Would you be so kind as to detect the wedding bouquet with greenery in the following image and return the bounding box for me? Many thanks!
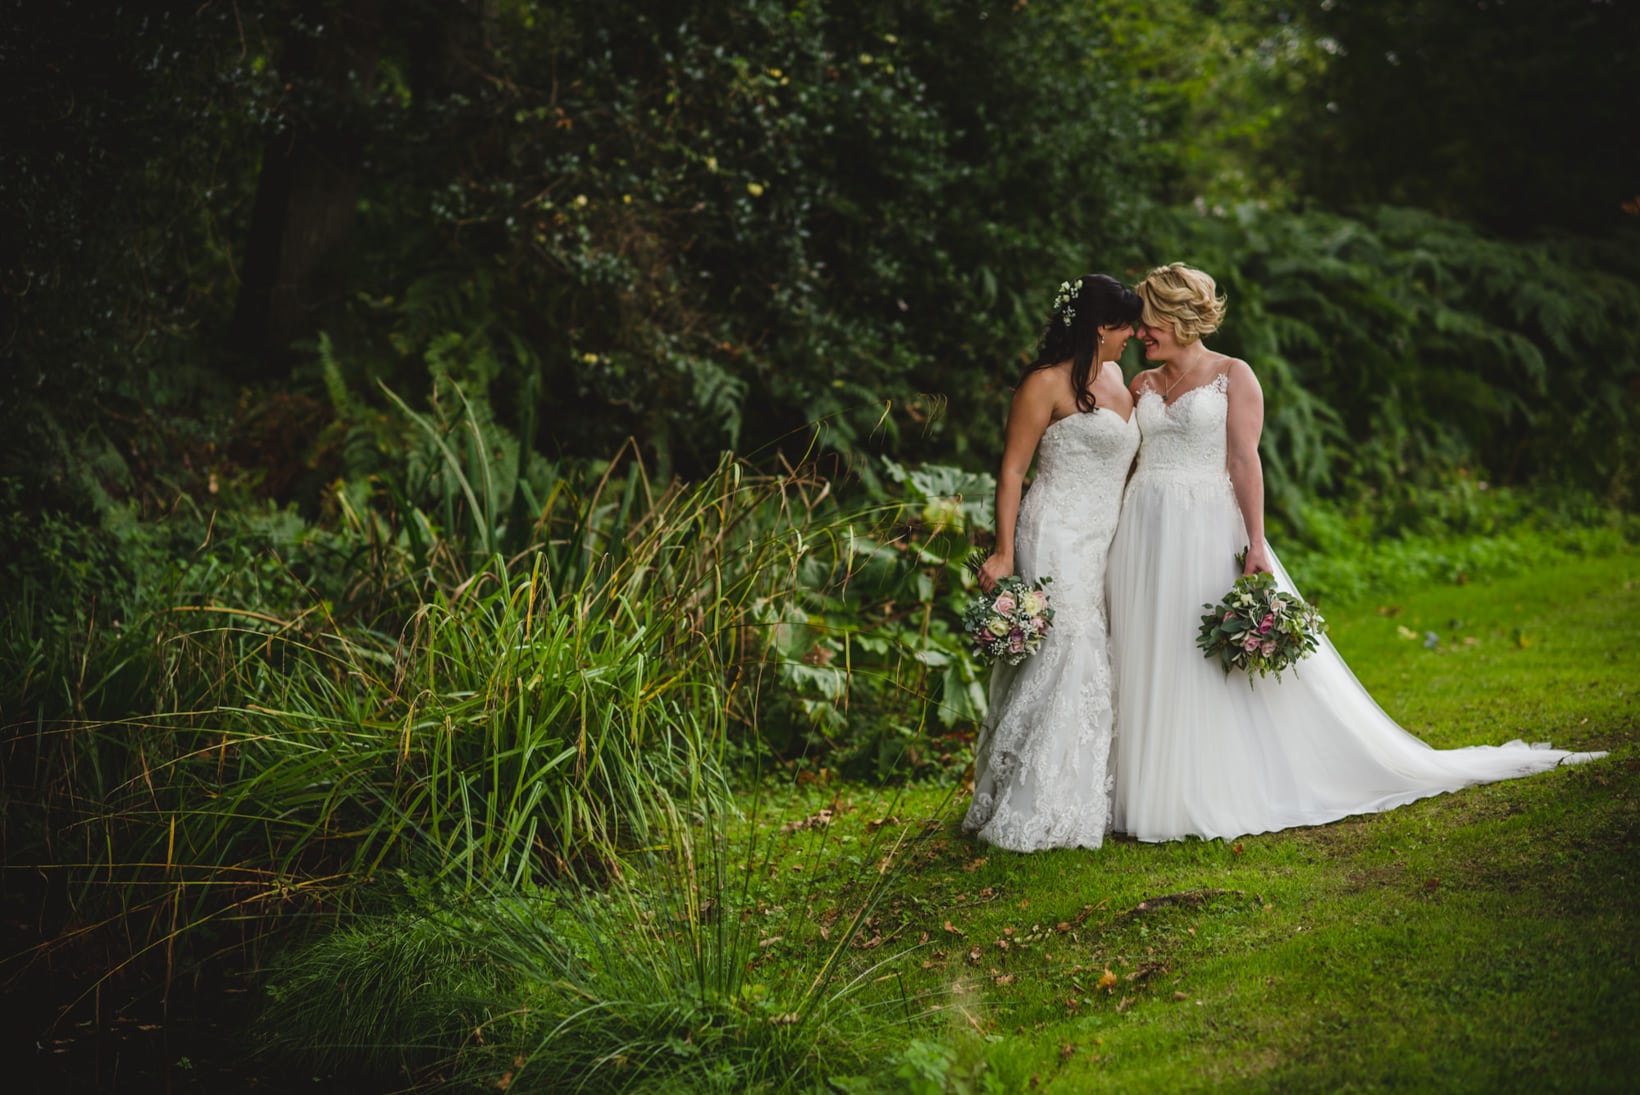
[1197,551,1325,683]
[962,576,1055,665]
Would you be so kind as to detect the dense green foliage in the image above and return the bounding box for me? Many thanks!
[1292,0,1640,235]
[3,0,1636,1089]
[6,0,1634,515]
[1155,205,1640,513]
[4,0,1152,491]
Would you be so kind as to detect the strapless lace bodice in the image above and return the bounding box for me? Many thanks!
[1129,373,1232,492]
[1027,407,1139,552]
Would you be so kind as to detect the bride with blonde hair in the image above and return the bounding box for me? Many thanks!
[1104,263,1604,843]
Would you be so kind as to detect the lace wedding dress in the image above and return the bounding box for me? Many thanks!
[964,407,1139,851]
[1106,372,1605,843]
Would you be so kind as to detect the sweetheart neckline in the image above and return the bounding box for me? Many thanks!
[1044,405,1136,435]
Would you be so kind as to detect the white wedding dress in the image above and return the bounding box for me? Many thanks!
[1107,371,1605,843]
[964,407,1139,851]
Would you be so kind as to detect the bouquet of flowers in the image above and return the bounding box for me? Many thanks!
[962,576,1055,665]
[1197,551,1325,683]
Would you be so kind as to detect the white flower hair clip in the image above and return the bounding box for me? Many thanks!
[1052,279,1081,327]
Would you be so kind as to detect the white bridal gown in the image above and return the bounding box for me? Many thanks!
[1106,371,1605,843]
[964,407,1139,851]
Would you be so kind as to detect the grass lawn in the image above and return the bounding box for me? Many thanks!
[737,552,1638,1092]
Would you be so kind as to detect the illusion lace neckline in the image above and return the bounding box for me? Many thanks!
[1138,371,1229,411]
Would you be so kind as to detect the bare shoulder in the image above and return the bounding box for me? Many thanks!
[1021,361,1070,387]
[1017,363,1068,399]
[1223,357,1260,391]
[1129,367,1162,396]
[1014,363,1069,416]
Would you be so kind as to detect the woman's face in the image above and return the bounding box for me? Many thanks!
[1135,317,1183,361]
[1099,322,1134,360]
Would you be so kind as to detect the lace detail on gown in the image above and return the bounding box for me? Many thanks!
[1106,369,1606,843]
[963,408,1137,851]
[1127,372,1233,501]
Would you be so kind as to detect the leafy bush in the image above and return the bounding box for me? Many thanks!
[1273,485,1636,605]
[1148,205,1640,517]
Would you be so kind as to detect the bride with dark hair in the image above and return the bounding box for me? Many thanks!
[963,274,1143,851]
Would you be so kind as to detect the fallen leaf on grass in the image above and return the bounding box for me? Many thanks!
[1172,991,1189,1002]
[943,919,966,936]
[963,857,989,873]
[1097,968,1119,992]
[1127,962,1169,983]
[995,973,1016,986]
[780,808,834,833]
[1116,996,1133,1013]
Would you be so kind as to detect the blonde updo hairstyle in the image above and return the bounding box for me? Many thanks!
[1136,263,1227,345]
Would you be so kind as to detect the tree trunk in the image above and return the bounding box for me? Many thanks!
[229,0,386,373]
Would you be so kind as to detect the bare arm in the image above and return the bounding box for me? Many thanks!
[979,371,1057,592]
[1224,359,1272,575]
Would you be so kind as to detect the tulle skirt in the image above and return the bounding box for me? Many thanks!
[1106,474,1605,843]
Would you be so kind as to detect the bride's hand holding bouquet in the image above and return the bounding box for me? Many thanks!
[976,550,1012,595]
[1240,541,1274,577]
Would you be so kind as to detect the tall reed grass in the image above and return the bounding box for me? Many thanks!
[7,389,874,959]
[256,792,938,1092]
[3,387,987,1088]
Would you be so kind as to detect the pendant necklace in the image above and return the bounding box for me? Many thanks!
[1160,359,1206,402]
